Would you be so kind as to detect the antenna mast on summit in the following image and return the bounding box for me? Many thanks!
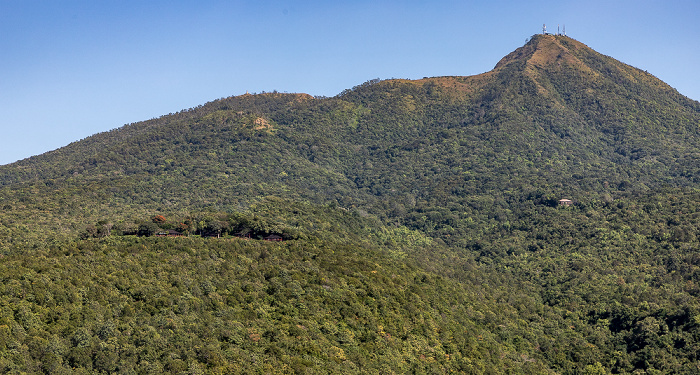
[563,24,566,36]
[543,24,546,34]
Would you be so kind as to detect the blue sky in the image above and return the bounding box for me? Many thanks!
[1,0,699,165]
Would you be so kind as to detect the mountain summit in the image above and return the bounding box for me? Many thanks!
[496,34,595,69]
[494,34,696,112]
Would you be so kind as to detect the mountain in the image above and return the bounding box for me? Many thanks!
[3,35,700,248]
[2,34,700,373]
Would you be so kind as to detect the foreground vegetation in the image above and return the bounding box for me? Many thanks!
[4,192,700,373]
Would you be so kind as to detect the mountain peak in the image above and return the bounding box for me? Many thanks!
[494,34,591,70]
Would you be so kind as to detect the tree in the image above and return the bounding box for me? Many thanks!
[138,222,160,237]
[152,215,167,224]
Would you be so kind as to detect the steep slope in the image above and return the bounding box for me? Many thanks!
[338,35,700,197]
[491,35,700,181]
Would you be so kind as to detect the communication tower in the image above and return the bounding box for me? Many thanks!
[543,24,546,34]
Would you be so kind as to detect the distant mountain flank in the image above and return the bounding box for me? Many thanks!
[2,35,699,201]
[1,35,699,223]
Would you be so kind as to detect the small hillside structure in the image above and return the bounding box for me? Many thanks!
[263,234,283,241]
[156,229,184,237]
[558,199,573,207]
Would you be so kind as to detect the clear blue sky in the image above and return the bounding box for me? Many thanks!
[2,0,699,165]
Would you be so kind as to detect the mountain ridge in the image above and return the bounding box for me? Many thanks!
[4,35,698,173]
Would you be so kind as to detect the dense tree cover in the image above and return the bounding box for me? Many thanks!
[1,34,700,373]
[1,201,563,374]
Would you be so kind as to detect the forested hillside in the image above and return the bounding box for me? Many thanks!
[2,34,700,373]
